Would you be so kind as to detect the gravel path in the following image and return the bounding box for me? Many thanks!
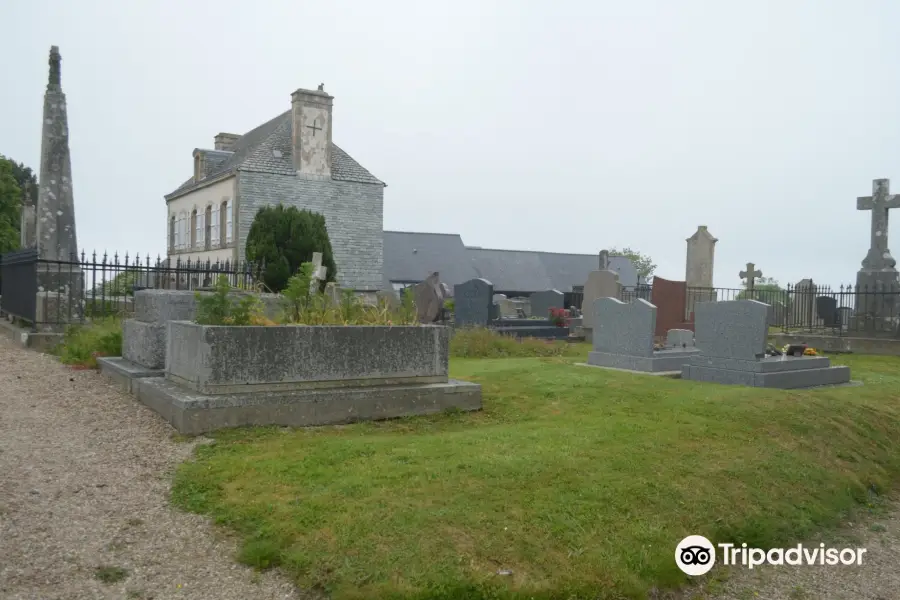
[704,501,900,600]
[0,336,301,600]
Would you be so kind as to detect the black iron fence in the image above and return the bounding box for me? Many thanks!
[566,282,900,338]
[0,250,263,328]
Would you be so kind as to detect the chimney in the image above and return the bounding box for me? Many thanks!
[291,85,334,177]
[214,132,240,152]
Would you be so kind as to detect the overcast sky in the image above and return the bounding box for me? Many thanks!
[3,0,899,289]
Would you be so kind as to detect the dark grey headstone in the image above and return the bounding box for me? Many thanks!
[530,289,564,318]
[815,295,838,326]
[694,300,768,360]
[454,278,494,326]
[593,297,655,357]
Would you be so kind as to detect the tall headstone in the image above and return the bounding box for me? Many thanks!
[685,225,718,317]
[581,269,621,341]
[34,46,83,328]
[454,278,493,326]
[793,278,816,328]
[855,178,900,323]
[530,289,564,318]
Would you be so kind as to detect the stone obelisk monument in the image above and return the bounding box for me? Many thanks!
[35,46,83,327]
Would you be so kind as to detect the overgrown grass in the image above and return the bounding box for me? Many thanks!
[54,318,123,368]
[171,353,900,599]
[450,326,585,358]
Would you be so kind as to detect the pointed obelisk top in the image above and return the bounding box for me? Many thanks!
[49,45,61,87]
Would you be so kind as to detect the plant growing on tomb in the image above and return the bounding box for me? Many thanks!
[195,275,269,326]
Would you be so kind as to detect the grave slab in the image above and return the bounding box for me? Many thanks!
[586,297,700,373]
[134,376,481,435]
[682,300,853,389]
[97,356,163,394]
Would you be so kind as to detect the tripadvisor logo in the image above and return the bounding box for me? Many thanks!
[675,535,868,576]
[675,535,716,576]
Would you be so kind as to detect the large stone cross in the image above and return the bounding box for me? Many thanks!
[309,252,327,293]
[857,178,900,270]
[739,262,762,291]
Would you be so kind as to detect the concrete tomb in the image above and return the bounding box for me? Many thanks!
[681,300,851,389]
[98,289,282,393]
[584,298,699,373]
[99,291,481,434]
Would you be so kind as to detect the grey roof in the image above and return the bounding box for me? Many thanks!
[383,231,640,293]
[382,231,478,289]
[166,110,383,199]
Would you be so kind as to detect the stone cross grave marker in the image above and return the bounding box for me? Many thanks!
[310,252,327,294]
[857,178,900,270]
[739,262,763,292]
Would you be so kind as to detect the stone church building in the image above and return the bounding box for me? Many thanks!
[164,85,385,291]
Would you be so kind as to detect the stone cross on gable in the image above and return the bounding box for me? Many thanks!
[857,178,900,270]
[739,262,762,291]
[309,252,327,293]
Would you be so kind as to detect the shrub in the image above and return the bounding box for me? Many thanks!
[55,318,123,369]
[245,204,337,293]
[450,327,581,358]
[196,271,419,326]
[195,276,269,326]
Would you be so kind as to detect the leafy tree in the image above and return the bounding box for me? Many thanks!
[8,159,37,205]
[245,204,337,293]
[0,156,22,254]
[607,247,656,281]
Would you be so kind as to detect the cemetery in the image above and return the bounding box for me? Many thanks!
[4,44,900,600]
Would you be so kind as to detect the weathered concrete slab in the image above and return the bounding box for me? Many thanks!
[122,320,166,370]
[133,376,482,435]
[166,322,450,394]
[682,364,852,389]
[97,357,163,395]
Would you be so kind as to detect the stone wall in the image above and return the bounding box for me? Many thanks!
[237,172,384,291]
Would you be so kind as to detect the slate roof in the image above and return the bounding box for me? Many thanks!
[383,231,640,293]
[166,110,383,199]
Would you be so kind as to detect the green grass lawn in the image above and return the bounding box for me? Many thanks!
[171,351,900,600]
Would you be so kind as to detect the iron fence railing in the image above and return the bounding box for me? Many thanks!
[0,250,263,328]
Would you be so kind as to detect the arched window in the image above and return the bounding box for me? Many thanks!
[169,214,175,251]
[191,209,198,248]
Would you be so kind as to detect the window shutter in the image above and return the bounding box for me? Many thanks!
[211,205,219,247]
[198,211,205,245]
[225,200,233,243]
